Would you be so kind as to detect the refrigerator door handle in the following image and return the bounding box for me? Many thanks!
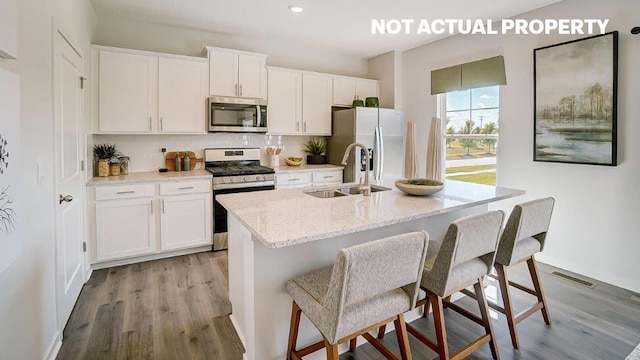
[373,126,384,180]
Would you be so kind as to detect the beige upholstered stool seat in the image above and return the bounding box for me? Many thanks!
[285,231,429,360]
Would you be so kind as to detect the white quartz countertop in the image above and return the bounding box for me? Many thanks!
[217,180,525,249]
[87,169,212,186]
[270,164,344,173]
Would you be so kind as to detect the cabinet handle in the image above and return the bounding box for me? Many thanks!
[296,121,299,131]
[323,175,334,179]
[116,190,135,194]
[303,122,307,132]
[178,186,195,190]
[240,84,243,96]
[235,83,238,96]
[161,199,165,213]
[160,117,163,131]
[288,178,301,181]
[150,200,154,215]
[149,117,152,130]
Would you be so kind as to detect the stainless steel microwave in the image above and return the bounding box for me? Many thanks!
[208,96,267,133]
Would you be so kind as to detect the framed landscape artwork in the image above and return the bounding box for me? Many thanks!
[534,31,618,166]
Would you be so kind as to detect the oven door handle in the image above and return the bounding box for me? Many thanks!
[213,181,275,191]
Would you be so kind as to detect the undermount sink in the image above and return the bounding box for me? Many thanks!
[305,185,391,198]
[304,189,350,199]
[338,185,391,195]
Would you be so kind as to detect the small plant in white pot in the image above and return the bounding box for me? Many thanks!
[303,138,327,164]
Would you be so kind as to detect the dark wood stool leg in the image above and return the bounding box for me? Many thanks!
[527,257,551,325]
[394,314,412,360]
[377,324,387,339]
[286,301,302,360]
[324,337,339,360]
[349,337,357,352]
[429,291,449,360]
[475,277,500,360]
[495,263,520,348]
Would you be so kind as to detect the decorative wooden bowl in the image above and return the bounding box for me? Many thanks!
[285,158,303,166]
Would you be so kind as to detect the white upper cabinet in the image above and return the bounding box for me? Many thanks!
[267,68,332,136]
[302,73,332,135]
[94,46,208,134]
[158,57,208,133]
[332,76,380,106]
[207,47,267,99]
[99,51,158,132]
[267,68,302,135]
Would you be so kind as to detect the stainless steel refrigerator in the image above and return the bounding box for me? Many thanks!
[328,107,404,184]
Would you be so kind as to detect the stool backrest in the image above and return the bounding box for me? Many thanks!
[327,231,428,311]
[427,211,505,296]
[497,197,555,265]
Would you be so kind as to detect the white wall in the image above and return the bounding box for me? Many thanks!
[0,0,95,359]
[93,16,368,77]
[368,50,403,109]
[402,0,640,292]
[93,134,315,172]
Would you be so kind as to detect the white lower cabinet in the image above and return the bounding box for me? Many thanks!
[160,192,212,251]
[275,169,343,189]
[95,197,156,261]
[91,179,212,264]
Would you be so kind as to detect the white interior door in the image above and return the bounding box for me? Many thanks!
[53,30,85,333]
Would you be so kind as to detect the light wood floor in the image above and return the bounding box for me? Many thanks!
[57,251,640,360]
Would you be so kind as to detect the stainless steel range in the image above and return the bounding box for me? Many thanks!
[205,148,275,251]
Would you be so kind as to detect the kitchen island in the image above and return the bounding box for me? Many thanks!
[217,180,524,360]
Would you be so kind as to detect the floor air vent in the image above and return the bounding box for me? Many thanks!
[551,271,596,288]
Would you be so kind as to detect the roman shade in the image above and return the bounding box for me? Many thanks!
[430,55,507,95]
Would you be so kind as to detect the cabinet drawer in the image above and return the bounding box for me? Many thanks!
[95,183,155,200]
[275,172,311,188]
[312,170,343,184]
[160,180,211,195]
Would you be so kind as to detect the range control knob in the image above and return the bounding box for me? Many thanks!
[244,176,249,182]
[222,178,228,184]
[256,175,263,181]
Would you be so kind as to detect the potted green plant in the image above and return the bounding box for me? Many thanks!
[303,138,327,164]
[93,143,117,177]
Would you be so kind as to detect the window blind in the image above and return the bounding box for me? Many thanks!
[430,55,506,95]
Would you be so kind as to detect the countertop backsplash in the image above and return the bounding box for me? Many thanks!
[91,133,318,174]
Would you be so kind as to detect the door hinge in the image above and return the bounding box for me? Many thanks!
[80,76,87,89]
[82,242,87,252]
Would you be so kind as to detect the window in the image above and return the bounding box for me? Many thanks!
[440,86,499,186]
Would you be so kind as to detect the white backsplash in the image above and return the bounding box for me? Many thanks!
[91,133,318,173]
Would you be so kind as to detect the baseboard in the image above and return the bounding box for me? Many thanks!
[90,246,212,270]
[43,331,62,360]
[229,314,246,349]
[535,254,640,294]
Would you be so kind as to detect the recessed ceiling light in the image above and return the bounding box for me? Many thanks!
[288,4,303,13]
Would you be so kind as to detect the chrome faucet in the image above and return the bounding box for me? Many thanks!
[341,142,371,196]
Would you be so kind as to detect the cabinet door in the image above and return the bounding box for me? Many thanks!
[332,77,356,106]
[356,79,379,101]
[267,69,302,134]
[158,58,208,133]
[302,73,332,135]
[238,54,266,99]
[209,50,238,97]
[160,193,212,251]
[99,51,158,132]
[96,198,156,261]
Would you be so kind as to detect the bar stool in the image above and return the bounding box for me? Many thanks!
[491,197,555,348]
[404,211,505,360]
[285,231,429,360]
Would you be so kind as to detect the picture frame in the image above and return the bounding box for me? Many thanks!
[533,31,618,166]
